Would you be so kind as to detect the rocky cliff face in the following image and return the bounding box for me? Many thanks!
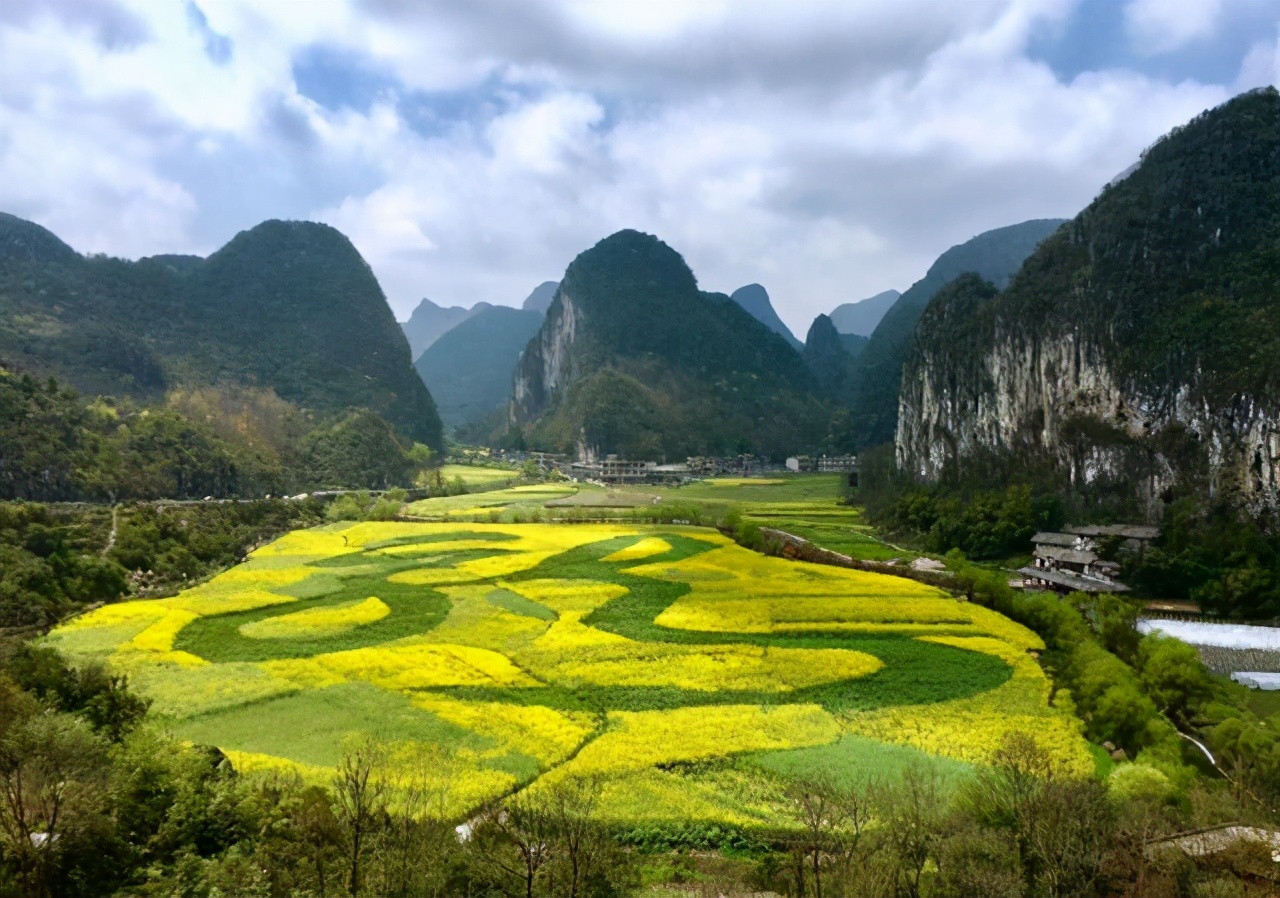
[511,284,576,421]
[899,320,1280,513]
[897,89,1280,514]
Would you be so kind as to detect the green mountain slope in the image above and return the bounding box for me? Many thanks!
[803,313,851,397]
[0,217,442,447]
[510,230,827,459]
[416,306,544,430]
[844,218,1066,449]
[898,88,1280,512]
[0,212,79,265]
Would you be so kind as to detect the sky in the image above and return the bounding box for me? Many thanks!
[1,0,1277,336]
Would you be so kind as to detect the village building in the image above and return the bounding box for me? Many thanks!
[1015,524,1158,594]
[568,455,691,484]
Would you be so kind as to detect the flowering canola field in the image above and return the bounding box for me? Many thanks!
[48,522,1091,825]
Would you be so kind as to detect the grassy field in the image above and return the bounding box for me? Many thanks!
[437,464,520,488]
[407,474,913,562]
[49,511,1092,831]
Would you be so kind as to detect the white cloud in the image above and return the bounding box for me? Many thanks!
[0,0,1252,337]
[1125,0,1222,56]
[1237,27,1280,90]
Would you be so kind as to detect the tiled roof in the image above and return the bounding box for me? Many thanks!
[1017,566,1130,593]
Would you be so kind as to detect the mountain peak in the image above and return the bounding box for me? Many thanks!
[522,281,560,313]
[729,284,802,351]
[510,231,824,458]
[829,289,900,337]
[0,212,80,266]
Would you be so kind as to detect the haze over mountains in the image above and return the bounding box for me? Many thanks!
[401,299,492,359]
[829,290,901,337]
[401,281,561,360]
[415,306,544,434]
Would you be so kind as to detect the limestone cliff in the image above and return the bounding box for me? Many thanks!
[897,89,1280,514]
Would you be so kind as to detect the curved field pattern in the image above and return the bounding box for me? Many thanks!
[47,523,1092,826]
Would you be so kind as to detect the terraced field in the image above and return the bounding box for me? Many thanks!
[48,520,1092,829]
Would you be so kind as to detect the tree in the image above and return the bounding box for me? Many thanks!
[333,739,387,897]
[0,714,109,898]
[783,771,875,898]
[1136,635,1213,725]
[876,764,946,898]
[368,746,456,898]
[544,776,608,898]
[479,791,556,898]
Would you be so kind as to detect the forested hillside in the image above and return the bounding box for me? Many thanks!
[0,216,442,448]
[898,88,1280,514]
[843,218,1066,449]
[510,230,830,458]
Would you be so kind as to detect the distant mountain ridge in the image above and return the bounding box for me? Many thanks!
[510,230,827,459]
[401,298,492,358]
[730,284,803,350]
[841,218,1067,449]
[417,306,544,431]
[522,281,560,313]
[829,289,900,336]
[402,281,560,358]
[0,215,442,446]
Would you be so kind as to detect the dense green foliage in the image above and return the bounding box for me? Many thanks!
[865,442,1280,618]
[1,368,278,501]
[802,314,852,397]
[415,306,544,430]
[1128,499,1280,620]
[511,230,833,459]
[1,365,434,499]
[842,219,1065,449]
[873,482,1063,562]
[948,557,1280,812]
[302,409,430,491]
[0,216,442,447]
[0,499,322,629]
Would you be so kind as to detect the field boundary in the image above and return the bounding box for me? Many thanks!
[759,528,959,594]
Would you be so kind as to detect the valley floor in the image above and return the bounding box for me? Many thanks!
[47,475,1089,834]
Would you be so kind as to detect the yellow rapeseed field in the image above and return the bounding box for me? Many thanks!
[240,597,390,640]
[46,520,1094,823]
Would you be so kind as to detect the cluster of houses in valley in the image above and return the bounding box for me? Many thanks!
[524,450,861,485]
[1017,524,1160,594]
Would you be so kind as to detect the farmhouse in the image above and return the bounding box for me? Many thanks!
[1015,524,1158,594]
